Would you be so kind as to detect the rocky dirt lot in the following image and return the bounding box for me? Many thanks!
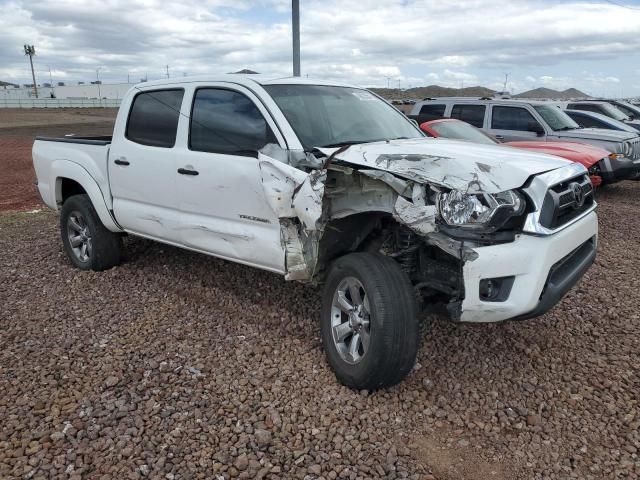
[0,185,638,480]
[0,108,116,211]
[0,109,639,479]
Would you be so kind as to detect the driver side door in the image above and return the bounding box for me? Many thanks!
[175,85,288,273]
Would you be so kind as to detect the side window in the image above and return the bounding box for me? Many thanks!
[189,88,276,154]
[418,104,446,121]
[569,104,597,113]
[570,113,601,129]
[491,106,540,131]
[126,89,184,147]
[450,104,486,128]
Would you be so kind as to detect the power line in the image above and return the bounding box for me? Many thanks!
[601,0,640,11]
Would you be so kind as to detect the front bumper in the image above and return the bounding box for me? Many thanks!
[599,155,639,183]
[458,210,597,323]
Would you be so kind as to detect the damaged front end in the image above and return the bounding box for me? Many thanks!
[257,141,531,321]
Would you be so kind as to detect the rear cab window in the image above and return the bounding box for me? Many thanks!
[126,89,184,147]
[450,104,486,128]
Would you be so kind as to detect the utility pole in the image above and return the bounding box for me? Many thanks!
[166,65,170,79]
[96,67,102,99]
[398,79,401,90]
[48,66,55,97]
[386,76,391,89]
[503,72,510,93]
[24,45,38,98]
[292,0,300,76]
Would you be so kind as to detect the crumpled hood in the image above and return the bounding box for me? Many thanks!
[318,137,571,194]
[555,128,637,142]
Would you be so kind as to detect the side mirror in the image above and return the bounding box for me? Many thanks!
[528,122,545,135]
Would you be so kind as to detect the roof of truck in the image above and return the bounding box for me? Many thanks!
[134,74,361,90]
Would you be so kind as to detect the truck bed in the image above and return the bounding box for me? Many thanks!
[33,136,113,213]
[35,135,112,146]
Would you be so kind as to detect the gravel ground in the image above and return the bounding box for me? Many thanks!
[1,107,639,478]
[1,182,639,480]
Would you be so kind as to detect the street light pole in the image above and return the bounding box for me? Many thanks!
[48,66,55,98]
[96,67,102,99]
[292,0,300,76]
[24,45,38,98]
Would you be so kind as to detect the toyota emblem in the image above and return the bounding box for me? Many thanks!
[570,182,585,208]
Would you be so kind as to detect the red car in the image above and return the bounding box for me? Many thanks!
[419,118,607,186]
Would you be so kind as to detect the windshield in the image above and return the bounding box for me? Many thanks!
[533,105,580,131]
[601,103,630,121]
[430,120,497,145]
[263,84,423,149]
[616,101,640,118]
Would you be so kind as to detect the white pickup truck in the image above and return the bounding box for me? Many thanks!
[33,76,598,389]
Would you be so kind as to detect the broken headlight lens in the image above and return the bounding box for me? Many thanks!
[438,190,524,228]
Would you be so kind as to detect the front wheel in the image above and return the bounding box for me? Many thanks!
[321,252,419,390]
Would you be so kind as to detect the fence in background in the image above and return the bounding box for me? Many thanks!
[0,98,121,108]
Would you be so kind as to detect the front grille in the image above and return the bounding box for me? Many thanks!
[538,174,594,229]
[630,138,640,160]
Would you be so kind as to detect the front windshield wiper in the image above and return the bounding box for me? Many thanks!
[555,126,579,131]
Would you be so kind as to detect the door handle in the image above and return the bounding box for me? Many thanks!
[114,158,130,166]
[178,168,199,176]
[494,135,504,141]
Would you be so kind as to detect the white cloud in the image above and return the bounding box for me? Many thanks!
[1,0,640,93]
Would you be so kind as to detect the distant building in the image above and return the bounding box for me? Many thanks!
[0,82,132,100]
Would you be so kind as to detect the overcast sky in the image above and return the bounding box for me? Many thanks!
[1,0,640,95]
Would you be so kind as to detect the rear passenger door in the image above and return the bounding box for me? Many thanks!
[487,105,546,142]
[109,88,185,243]
[450,104,487,128]
[175,85,286,273]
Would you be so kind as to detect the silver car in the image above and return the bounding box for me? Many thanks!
[409,97,640,182]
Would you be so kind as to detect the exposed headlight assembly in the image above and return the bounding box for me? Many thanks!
[623,141,633,157]
[438,189,524,229]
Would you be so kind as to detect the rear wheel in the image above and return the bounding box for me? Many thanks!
[321,252,419,390]
[60,194,122,271]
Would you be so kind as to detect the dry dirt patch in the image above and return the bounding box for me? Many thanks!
[0,108,116,211]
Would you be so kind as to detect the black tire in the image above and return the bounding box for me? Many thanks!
[60,194,122,271]
[320,252,419,390]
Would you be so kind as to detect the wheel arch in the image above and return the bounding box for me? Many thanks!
[52,161,122,232]
[315,211,392,279]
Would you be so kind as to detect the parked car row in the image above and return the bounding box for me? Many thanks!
[419,118,607,186]
[408,97,640,184]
